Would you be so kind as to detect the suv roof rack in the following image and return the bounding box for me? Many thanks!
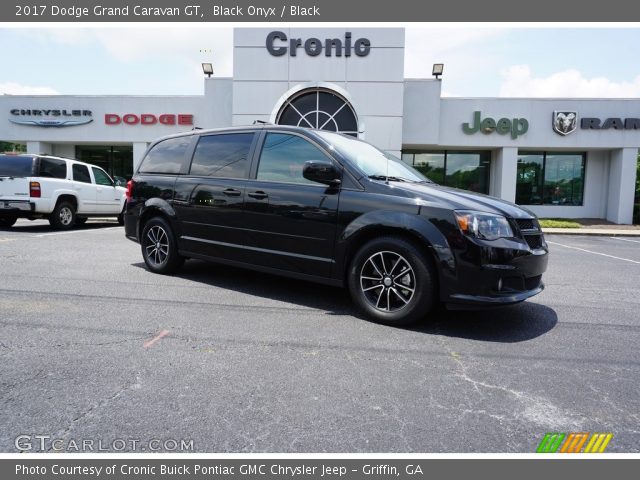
[253,120,272,125]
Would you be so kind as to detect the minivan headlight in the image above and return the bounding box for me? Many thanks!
[454,211,513,240]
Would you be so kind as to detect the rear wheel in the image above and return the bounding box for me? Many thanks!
[141,216,184,274]
[49,202,76,230]
[348,236,437,326]
[0,216,17,228]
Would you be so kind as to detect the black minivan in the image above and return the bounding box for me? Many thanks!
[125,125,548,325]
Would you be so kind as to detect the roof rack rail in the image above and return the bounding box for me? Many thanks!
[253,120,272,125]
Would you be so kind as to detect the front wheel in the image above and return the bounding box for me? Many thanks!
[141,217,184,274]
[49,202,76,230]
[348,236,437,326]
[0,216,18,228]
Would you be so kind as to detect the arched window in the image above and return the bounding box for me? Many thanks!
[276,88,358,137]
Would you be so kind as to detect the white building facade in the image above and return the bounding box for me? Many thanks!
[1,28,637,223]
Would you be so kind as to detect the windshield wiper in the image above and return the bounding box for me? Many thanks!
[368,175,427,183]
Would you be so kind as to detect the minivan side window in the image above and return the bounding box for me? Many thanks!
[39,158,67,179]
[92,167,113,186]
[256,133,330,185]
[190,133,254,178]
[139,136,192,174]
[72,164,92,184]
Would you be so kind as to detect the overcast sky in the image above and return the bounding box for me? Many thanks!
[1,26,639,98]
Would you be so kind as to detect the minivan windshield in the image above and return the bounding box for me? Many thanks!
[316,131,430,183]
[0,155,33,177]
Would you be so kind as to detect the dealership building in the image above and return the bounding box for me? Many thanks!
[1,28,638,223]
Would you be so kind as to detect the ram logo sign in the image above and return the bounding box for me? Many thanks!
[553,111,578,136]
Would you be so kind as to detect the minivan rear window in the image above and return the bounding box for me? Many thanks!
[139,136,192,174]
[0,155,33,177]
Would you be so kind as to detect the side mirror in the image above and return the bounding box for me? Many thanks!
[114,177,125,187]
[302,161,341,186]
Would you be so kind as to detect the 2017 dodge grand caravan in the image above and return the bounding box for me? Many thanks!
[125,125,548,325]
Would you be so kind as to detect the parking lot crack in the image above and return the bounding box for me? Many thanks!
[433,332,584,429]
[46,374,142,451]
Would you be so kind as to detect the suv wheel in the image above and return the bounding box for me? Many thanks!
[49,202,76,230]
[141,217,184,274]
[0,216,17,228]
[348,237,436,326]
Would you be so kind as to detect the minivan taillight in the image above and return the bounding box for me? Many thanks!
[29,181,41,198]
[126,180,134,201]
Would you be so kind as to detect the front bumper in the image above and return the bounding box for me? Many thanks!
[441,234,549,307]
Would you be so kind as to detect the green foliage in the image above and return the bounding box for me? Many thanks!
[0,142,26,153]
[539,218,582,229]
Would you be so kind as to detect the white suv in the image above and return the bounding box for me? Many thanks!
[0,153,126,229]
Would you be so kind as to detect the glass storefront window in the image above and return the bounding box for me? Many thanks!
[516,151,585,206]
[75,145,134,180]
[413,152,445,185]
[401,150,491,194]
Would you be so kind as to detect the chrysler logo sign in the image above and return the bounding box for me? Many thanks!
[553,111,577,136]
[9,108,93,128]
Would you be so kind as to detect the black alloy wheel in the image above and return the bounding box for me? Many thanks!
[141,216,184,274]
[348,236,436,326]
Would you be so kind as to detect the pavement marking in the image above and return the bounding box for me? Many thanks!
[547,240,640,264]
[609,236,640,244]
[33,227,120,238]
[143,329,170,349]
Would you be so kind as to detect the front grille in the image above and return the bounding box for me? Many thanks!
[516,218,539,232]
[524,234,544,249]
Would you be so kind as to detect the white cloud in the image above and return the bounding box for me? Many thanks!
[0,82,59,95]
[404,27,505,79]
[499,65,640,98]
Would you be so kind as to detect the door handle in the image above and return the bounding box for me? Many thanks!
[222,188,242,197]
[248,191,268,200]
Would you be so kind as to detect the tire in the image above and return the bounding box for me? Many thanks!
[116,209,125,226]
[140,216,184,274]
[0,216,17,228]
[75,216,88,226]
[49,202,76,230]
[347,236,437,326]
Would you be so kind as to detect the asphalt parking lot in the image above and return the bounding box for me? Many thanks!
[0,220,638,453]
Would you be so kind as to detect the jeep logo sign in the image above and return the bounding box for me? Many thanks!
[462,111,529,139]
[266,31,371,57]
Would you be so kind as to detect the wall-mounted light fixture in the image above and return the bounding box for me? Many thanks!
[202,63,214,78]
[432,63,444,80]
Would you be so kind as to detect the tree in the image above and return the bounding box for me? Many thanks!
[0,142,26,152]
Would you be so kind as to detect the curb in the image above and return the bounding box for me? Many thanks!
[542,228,640,236]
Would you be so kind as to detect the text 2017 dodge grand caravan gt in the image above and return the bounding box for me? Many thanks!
[125,125,548,325]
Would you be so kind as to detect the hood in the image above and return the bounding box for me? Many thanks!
[388,182,537,219]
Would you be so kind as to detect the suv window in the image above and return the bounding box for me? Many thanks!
[72,164,92,184]
[92,167,113,186]
[256,133,329,185]
[190,133,254,178]
[0,155,33,177]
[38,158,67,179]
[139,136,191,174]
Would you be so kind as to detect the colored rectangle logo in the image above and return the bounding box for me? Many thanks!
[537,433,613,453]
